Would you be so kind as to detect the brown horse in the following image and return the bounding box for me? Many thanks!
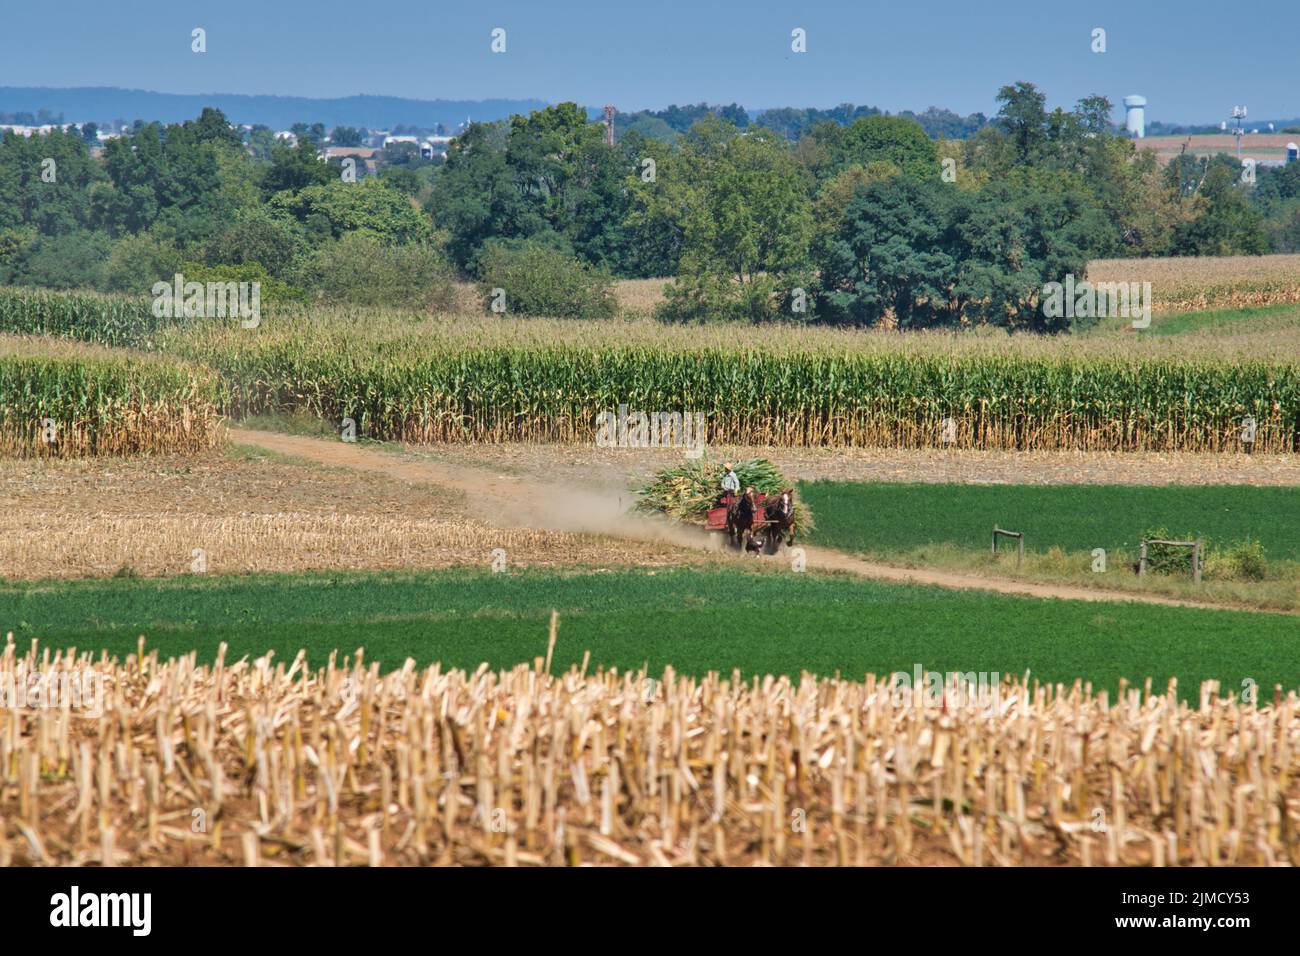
[726,487,762,552]
[762,488,796,552]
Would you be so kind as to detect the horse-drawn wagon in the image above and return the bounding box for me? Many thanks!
[705,489,797,555]
[635,458,809,555]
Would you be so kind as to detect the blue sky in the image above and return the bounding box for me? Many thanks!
[3,0,1297,122]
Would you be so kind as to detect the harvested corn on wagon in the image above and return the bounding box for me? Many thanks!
[635,459,810,555]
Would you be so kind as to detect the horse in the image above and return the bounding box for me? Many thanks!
[726,487,762,552]
[762,488,796,552]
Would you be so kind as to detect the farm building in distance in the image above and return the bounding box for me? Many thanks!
[320,145,380,174]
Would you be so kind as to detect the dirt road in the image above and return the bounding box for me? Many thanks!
[227,427,1259,613]
[388,440,1300,489]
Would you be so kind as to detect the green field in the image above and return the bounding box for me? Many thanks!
[3,567,1297,697]
[1148,303,1300,337]
[799,481,1300,560]
[1087,302,1300,338]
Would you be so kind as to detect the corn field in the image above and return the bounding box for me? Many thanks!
[1089,255,1300,314]
[1,638,1296,866]
[0,337,220,457]
[4,288,1300,454]
[0,288,161,349]
[180,328,1300,453]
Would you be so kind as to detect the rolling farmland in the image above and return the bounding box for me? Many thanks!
[2,282,1299,871]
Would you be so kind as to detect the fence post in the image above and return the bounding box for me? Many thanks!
[1193,540,1202,585]
[1139,541,1148,577]
[992,527,1025,569]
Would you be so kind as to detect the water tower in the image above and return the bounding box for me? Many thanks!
[1123,95,1147,138]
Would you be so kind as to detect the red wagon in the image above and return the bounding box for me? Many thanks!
[704,494,752,531]
[706,493,773,552]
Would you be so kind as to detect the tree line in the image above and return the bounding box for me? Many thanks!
[1,82,1298,331]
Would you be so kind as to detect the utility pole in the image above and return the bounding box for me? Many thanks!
[603,105,615,146]
[1232,106,1247,161]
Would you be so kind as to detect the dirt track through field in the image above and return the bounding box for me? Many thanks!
[227,427,1261,613]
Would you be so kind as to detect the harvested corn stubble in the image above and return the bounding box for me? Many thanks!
[1,638,1295,867]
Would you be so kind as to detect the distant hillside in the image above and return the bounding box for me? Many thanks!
[0,86,549,129]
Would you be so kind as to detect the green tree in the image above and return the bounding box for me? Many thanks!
[1170,157,1269,255]
[677,119,812,284]
[2,230,110,289]
[101,231,183,293]
[296,232,454,310]
[815,176,960,327]
[1075,95,1114,134]
[621,133,688,278]
[202,208,307,279]
[1264,200,1300,252]
[262,140,336,196]
[657,119,814,321]
[246,125,278,161]
[290,122,326,147]
[506,103,631,270]
[808,115,939,180]
[270,178,434,244]
[92,110,249,248]
[995,82,1049,165]
[0,128,105,235]
[186,108,244,150]
[956,181,1091,331]
[430,121,541,269]
[475,239,616,318]
[331,126,365,147]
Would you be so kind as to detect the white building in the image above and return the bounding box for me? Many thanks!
[0,124,59,137]
[419,135,453,159]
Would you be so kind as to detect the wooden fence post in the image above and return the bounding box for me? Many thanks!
[1139,538,1200,584]
[992,527,1024,570]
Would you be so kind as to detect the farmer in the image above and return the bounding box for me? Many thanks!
[719,462,741,505]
